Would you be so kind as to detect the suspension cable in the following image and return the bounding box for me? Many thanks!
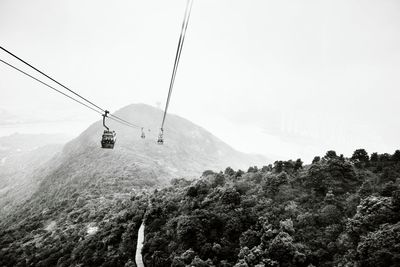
[0,58,103,116]
[0,46,105,113]
[0,58,140,130]
[160,0,194,131]
[0,46,145,130]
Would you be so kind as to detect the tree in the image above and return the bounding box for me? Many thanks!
[370,152,379,162]
[324,190,335,204]
[356,222,400,267]
[202,170,215,176]
[320,204,341,225]
[325,150,338,160]
[177,216,200,247]
[236,169,245,178]
[379,153,391,162]
[294,159,303,171]
[274,161,283,173]
[351,149,369,163]
[312,156,321,164]
[190,256,209,267]
[392,150,400,162]
[248,166,258,173]
[225,167,235,176]
[221,188,241,206]
[267,232,296,264]
[279,219,294,234]
[261,165,272,172]
[283,160,295,173]
[239,230,260,249]
[212,173,226,187]
[392,190,400,209]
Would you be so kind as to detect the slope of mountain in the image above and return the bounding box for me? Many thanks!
[32,103,267,198]
[1,148,399,266]
[0,133,72,216]
[65,103,266,178]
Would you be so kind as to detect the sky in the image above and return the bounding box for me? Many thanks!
[1,0,400,162]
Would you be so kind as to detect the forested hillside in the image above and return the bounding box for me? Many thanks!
[0,183,148,266]
[142,149,400,267]
[1,149,399,266]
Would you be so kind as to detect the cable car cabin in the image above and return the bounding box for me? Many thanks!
[100,110,116,149]
[101,130,116,149]
[157,137,163,145]
[157,134,164,145]
[141,128,146,139]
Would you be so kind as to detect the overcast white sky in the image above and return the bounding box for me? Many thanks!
[1,0,400,162]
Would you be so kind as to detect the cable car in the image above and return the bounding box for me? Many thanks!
[157,128,164,145]
[101,110,116,149]
[141,127,146,139]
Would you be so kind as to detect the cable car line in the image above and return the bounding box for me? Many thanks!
[0,46,104,113]
[0,46,144,130]
[159,0,194,144]
[161,0,193,129]
[109,114,142,129]
[0,58,103,116]
[0,58,139,130]
[1,0,194,147]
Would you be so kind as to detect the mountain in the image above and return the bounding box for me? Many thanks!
[68,103,265,176]
[0,103,267,266]
[39,103,267,192]
[1,104,266,208]
[0,103,267,221]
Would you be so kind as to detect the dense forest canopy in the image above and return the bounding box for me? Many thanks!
[142,149,400,267]
[1,148,400,267]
